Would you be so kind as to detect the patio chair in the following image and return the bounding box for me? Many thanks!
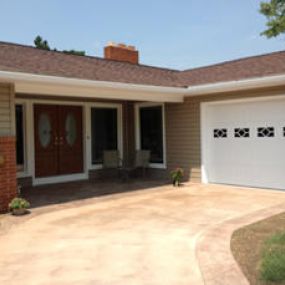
[134,150,150,177]
[103,150,120,179]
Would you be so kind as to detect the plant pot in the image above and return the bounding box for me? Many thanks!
[12,208,28,216]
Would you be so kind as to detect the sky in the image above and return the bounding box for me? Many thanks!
[0,0,284,70]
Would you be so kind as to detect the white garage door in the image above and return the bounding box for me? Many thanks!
[201,96,285,190]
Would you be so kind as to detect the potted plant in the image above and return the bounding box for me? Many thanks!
[170,167,184,187]
[9,197,30,215]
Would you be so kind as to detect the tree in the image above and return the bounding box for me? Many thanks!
[34,35,50,50]
[34,35,86,55]
[62,49,86,56]
[260,0,285,38]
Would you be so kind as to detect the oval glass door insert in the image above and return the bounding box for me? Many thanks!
[65,113,77,146]
[38,113,51,148]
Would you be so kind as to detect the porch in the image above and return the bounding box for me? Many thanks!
[21,179,169,209]
[0,78,185,212]
[15,95,177,187]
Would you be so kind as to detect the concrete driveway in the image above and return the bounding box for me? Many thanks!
[0,183,285,285]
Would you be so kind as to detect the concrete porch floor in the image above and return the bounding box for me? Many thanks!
[21,179,169,209]
[0,181,285,285]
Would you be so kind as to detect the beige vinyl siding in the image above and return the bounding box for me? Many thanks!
[165,98,201,182]
[0,83,15,136]
[165,85,285,183]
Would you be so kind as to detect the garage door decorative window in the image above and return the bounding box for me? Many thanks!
[234,128,250,138]
[213,129,227,138]
[257,127,275,137]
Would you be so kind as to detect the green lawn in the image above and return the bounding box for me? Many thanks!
[260,231,285,283]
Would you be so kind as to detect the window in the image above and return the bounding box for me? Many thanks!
[139,105,164,164]
[15,105,25,166]
[257,127,274,137]
[234,128,250,138]
[91,108,118,164]
[213,128,227,138]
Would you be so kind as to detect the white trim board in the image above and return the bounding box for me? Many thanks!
[186,74,285,97]
[2,69,285,101]
[15,103,27,178]
[1,69,285,102]
[85,102,123,170]
[0,70,185,103]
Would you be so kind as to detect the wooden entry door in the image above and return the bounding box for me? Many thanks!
[34,104,83,178]
[58,106,83,175]
[34,104,58,178]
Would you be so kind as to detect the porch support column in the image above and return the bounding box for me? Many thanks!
[122,101,135,167]
[0,83,17,213]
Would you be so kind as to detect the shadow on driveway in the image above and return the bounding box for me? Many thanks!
[21,179,170,209]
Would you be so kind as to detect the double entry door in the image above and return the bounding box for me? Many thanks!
[34,104,83,178]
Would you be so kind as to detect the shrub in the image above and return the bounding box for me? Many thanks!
[8,197,30,210]
[170,167,184,186]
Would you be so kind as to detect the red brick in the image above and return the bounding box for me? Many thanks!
[0,136,17,213]
[104,44,139,65]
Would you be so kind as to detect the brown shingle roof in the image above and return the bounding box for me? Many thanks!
[0,41,181,87]
[0,41,284,88]
[179,50,285,86]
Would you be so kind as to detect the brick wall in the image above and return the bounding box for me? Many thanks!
[0,136,17,212]
[0,83,17,212]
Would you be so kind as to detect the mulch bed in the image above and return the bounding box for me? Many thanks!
[231,212,285,285]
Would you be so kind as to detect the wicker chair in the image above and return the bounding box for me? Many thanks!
[103,150,120,169]
[134,150,150,177]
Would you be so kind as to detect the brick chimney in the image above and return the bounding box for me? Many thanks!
[104,42,139,64]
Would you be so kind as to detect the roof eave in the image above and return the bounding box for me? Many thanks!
[185,74,285,96]
[0,70,185,103]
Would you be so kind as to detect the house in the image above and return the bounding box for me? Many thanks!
[0,41,285,211]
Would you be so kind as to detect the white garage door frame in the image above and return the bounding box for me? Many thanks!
[200,94,285,188]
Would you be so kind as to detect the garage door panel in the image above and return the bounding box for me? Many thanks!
[207,100,285,123]
[203,97,285,190]
[209,139,284,164]
[208,162,284,189]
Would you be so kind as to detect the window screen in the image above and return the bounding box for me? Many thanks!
[91,108,118,164]
[139,106,163,163]
[15,105,24,166]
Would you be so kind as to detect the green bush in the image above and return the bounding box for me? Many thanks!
[8,197,30,210]
[170,167,184,186]
[260,231,285,282]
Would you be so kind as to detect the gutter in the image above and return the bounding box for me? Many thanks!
[185,74,285,96]
[0,70,284,101]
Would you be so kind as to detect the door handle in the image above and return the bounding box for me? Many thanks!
[54,137,64,146]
